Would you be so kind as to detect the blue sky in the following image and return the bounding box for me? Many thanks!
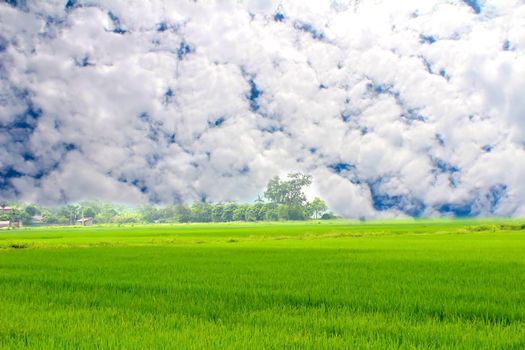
[1,0,525,217]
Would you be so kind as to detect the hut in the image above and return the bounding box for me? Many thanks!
[76,217,93,226]
[0,220,21,229]
[31,215,44,224]
[0,205,13,214]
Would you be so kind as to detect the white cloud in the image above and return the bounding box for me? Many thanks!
[0,0,524,217]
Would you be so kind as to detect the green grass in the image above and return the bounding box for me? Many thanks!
[1,219,525,349]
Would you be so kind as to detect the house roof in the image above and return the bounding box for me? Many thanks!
[77,217,93,222]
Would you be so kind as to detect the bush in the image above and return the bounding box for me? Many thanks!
[321,212,336,220]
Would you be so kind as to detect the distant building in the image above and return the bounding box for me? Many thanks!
[0,220,21,229]
[77,217,93,226]
[0,205,21,229]
[32,215,44,224]
[0,205,13,213]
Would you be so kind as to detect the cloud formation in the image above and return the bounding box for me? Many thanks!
[1,0,525,217]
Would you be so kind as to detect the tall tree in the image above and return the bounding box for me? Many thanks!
[263,173,312,206]
[308,197,328,219]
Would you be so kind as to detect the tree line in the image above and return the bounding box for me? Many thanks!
[0,173,334,226]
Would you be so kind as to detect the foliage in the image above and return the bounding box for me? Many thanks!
[264,173,312,206]
[0,173,331,225]
[308,197,328,219]
[24,205,40,217]
[321,212,336,220]
[113,210,142,224]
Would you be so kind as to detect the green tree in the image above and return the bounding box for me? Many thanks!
[222,203,238,222]
[263,176,285,204]
[60,204,81,225]
[159,205,178,223]
[6,206,31,225]
[253,202,265,221]
[264,173,312,206]
[114,210,141,224]
[41,208,58,224]
[321,212,336,220]
[308,197,328,219]
[244,205,257,222]
[232,205,247,221]
[19,210,33,225]
[211,204,225,222]
[263,203,279,221]
[176,204,192,223]
[288,205,306,220]
[83,206,97,219]
[79,201,100,219]
[24,205,40,217]
[191,202,212,222]
[277,204,290,220]
[139,205,161,223]
[95,203,120,223]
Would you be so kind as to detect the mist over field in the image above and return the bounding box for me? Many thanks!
[1,0,525,218]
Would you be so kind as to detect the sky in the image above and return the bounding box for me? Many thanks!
[0,0,524,218]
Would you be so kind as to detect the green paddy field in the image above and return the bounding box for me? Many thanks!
[1,220,524,349]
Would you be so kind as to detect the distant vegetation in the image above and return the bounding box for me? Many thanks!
[0,173,334,226]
